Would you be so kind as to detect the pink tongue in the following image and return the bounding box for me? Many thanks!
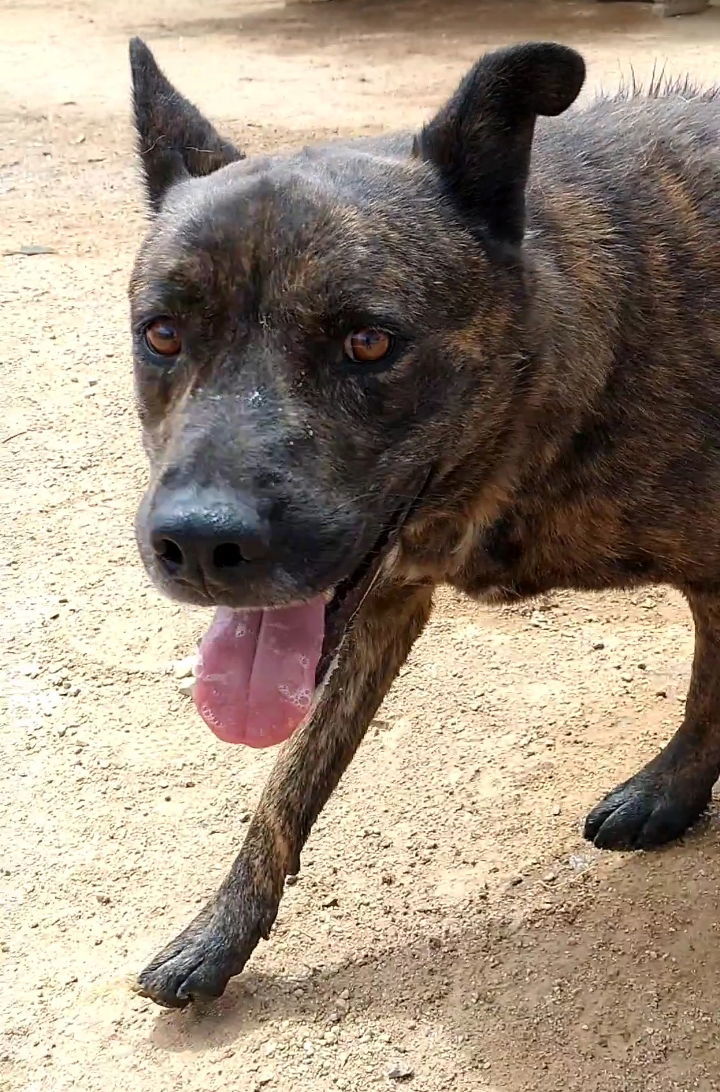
[194,600,325,747]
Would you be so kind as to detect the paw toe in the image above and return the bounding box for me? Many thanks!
[584,779,711,851]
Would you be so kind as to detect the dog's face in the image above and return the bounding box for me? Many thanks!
[132,149,485,611]
[129,40,584,742]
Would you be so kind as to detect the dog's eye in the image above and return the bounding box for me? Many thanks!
[144,318,182,358]
[343,328,393,364]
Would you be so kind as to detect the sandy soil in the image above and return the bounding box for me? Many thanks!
[4,1,720,1089]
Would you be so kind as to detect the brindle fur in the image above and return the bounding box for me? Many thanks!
[128,38,720,1007]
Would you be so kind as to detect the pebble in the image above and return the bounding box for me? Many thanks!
[322,896,339,909]
[173,655,198,679]
[303,1040,315,1056]
[4,244,58,256]
[388,1062,414,1081]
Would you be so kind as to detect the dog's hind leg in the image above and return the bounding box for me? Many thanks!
[135,581,433,1008]
[585,587,720,850]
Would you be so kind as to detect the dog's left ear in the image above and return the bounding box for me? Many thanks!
[129,37,244,213]
[415,42,585,248]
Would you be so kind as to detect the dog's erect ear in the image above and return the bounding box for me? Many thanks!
[416,42,585,247]
[129,37,244,212]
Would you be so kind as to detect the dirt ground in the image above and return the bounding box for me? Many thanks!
[4,1,720,1089]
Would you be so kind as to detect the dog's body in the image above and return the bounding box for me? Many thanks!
[128,40,720,1007]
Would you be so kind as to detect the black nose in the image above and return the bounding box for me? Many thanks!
[148,489,271,592]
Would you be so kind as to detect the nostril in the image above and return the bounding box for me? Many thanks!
[213,542,243,569]
[154,537,184,572]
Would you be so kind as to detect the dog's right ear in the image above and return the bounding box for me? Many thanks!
[129,38,244,213]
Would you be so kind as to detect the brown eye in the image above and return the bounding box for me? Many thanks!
[144,318,182,357]
[343,327,393,364]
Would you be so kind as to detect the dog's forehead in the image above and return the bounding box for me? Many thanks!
[135,148,470,313]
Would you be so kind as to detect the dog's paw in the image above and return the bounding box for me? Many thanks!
[135,902,268,1008]
[135,921,252,1008]
[584,770,712,851]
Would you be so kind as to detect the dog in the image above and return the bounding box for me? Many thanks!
[128,37,720,1008]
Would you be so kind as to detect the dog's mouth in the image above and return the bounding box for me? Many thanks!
[192,472,431,748]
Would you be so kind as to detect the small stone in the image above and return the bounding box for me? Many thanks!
[381,872,395,885]
[177,677,195,696]
[285,874,299,886]
[544,871,557,883]
[303,1040,315,1056]
[173,655,198,679]
[592,641,605,651]
[388,1062,414,1081]
[340,989,350,1001]
[322,896,339,909]
[3,244,58,256]
[240,811,251,823]
[510,875,523,887]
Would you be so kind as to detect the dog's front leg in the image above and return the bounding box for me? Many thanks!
[136,581,433,1008]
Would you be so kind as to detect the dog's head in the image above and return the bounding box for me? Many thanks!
[129,38,584,746]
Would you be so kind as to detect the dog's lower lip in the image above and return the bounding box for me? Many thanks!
[316,466,435,683]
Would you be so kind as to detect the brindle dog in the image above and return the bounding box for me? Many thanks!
[128,37,720,1007]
